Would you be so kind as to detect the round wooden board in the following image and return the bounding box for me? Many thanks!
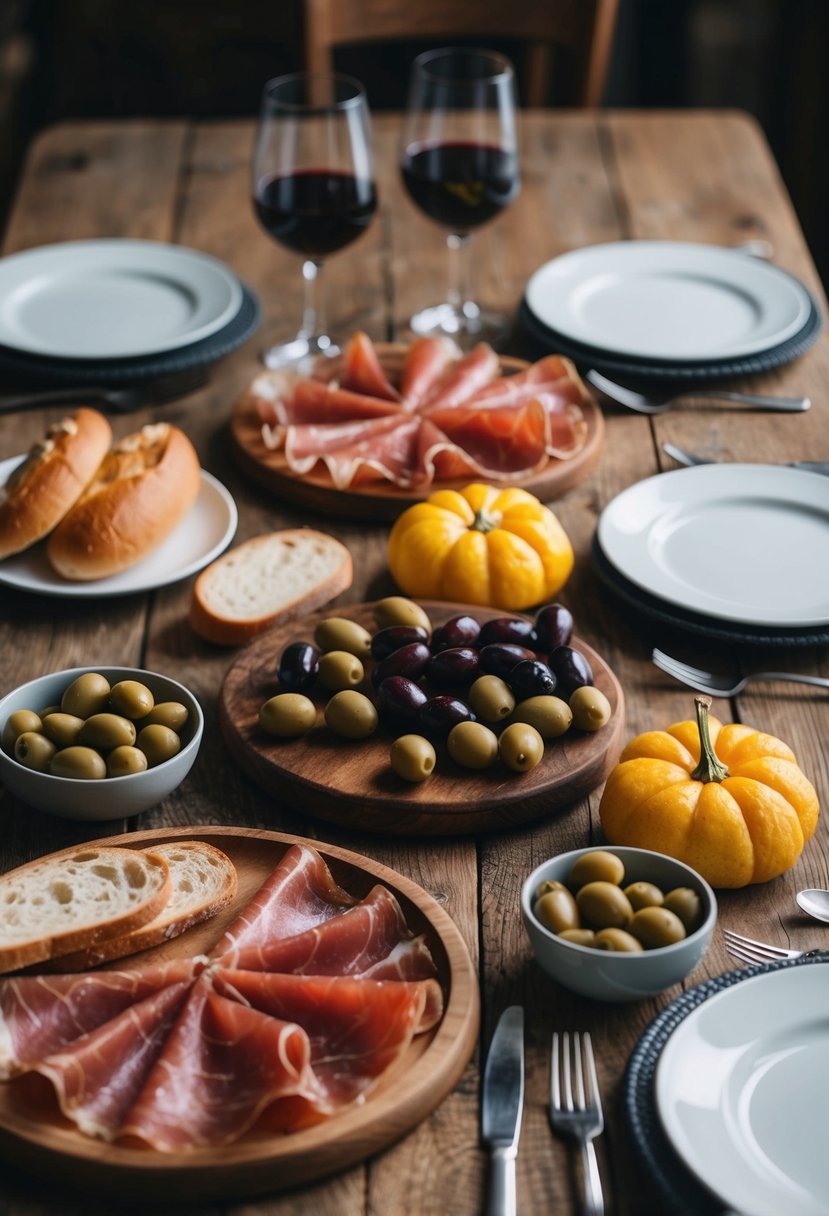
[0,826,479,1201]
[219,602,625,835]
[230,344,605,520]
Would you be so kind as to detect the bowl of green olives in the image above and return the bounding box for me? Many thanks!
[521,846,716,1001]
[0,666,204,820]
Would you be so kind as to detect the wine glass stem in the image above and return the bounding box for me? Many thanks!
[300,258,326,340]
[446,233,479,321]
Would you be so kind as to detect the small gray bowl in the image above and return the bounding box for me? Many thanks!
[521,846,717,1002]
[0,666,204,820]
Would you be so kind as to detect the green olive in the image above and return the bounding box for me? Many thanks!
[324,691,378,739]
[106,745,149,777]
[510,695,573,739]
[108,680,154,720]
[576,880,634,930]
[136,724,181,767]
[498,722,544,773]
[142,701,189,733]
[41,712,85,748]
[629,906,687,949]
[569,850,625,890]
[390,734,436,783]
[662,888,703,933]
[373,597,432,634]
[313,617,372,658]
[61,672,111,719]
[569,685,612,732]
[2,709,42,754]
[534,887,580,934]
[317,650,364,692]
[537,878,570,900]
[39,705,61,719]
[468,675,515,723]
[14,731,56,772]
[259,693,316,739]
[624,881,665,912]
[558,928,597,947]
[595,928,644,953]
[50,746,107,780]
[447,720,498,769]
[78,713,137,751]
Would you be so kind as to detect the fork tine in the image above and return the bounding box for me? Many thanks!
[551,1031,561,1109]
[651,649,715,684]
[572,1033,585,1110]
[584,1033,602,1121]
[726,942,770,964]
[722,928,789,954]
[563,1031,574,1111]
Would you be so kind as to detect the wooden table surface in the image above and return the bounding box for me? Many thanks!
[1,110,828,1216]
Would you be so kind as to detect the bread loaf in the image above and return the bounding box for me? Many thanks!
[46,422,201,580]
[189,529,353,645]
[0,408,112,560]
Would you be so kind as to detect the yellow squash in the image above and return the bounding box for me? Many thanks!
[387,483,574,611]
[599,697,819,888]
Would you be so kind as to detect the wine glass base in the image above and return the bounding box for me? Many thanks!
[262,333,340,372]
[408,303,511,348]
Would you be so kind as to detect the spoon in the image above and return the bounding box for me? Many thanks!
[796,889,829,923]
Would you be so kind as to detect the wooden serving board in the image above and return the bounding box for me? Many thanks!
[0,826,479,1201]
[219,602,625,835]
[230,345,605,520]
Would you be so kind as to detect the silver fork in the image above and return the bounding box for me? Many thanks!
[651,648,829,697]
[585,369,810,414]
[0,367,209,414]
[662,441,829,476]
[722,928,823,965]
[550,1031,604,1216]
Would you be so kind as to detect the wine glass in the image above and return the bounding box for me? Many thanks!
[400,48,520,345]
[252,73,377,369]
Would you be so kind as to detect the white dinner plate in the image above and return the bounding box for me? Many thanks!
[597,465,829,628]
[656,965,829,1216]
[524,242,812,361]
[0,458,237,597]
[0,240,243,359]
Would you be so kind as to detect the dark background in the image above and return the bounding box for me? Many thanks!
[0,0,825,282]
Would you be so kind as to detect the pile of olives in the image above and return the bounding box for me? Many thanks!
[532,850,703,952]
[2,673,190,780]
[258,596,613,783]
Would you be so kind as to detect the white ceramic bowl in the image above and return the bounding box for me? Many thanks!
[521,846,717,1002]
[0,666,204,820]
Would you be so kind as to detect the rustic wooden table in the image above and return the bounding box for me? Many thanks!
[0,110,827,1216]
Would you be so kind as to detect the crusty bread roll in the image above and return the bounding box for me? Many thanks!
[189,529,353,646]
[46,422,201,580]
[0,407,112,561]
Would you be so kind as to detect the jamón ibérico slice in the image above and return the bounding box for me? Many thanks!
[121,978,316,1150]
[419,343,500,409]
[460,354,588,409]
[214,845,356,965]
[228,885,438,980]
[340,332,401,401]
[288,379,403,425]
[284,415,427,488]
[425,398,549,478]
[27,981,191,1140]
[400,336,461,409]
[0,959,199,1079]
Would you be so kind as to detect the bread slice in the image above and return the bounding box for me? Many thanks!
[54,841,238,970]
[0,847,172,974]
[189,528,353,646]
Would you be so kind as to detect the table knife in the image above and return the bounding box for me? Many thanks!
[662,441,829,477]
[482,1005,525,1216]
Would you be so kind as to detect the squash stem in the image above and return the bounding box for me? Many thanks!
[690,695,729,783]
[472,508,498,534]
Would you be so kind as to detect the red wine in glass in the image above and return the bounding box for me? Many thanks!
[254,168,377,258]
[400,141,519,231]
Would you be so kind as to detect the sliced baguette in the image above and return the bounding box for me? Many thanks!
[189,528,353,646]
[54,841,238,970]
[0,847,172,974]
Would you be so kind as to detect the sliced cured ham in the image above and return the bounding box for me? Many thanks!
[340,332,400,401]
[284,415,428,489]
[418,343,500,409]
[425,398,549,479]
[400,336,461,409]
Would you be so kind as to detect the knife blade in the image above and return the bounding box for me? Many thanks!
[482,1005,525,1216]
[662,442,829,477]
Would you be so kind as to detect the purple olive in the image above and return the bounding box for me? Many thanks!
[417,695,476,738]
[508,659,557,700]
[371,642,431,688]
[477,616,535,648]
[376,676,428,721]
[426,647,481,690]
[370,625,429,661]
[478,643,537,680]
[277,641,320,691]
[534,603,574,651]
[548,645,594,697]
[430,614,481,653]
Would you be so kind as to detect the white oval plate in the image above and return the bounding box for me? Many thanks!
[0,240,243,359]
[525,241,811,361]
[597,464,829,628]
[656,964,829,1216]
[0,459,237,597]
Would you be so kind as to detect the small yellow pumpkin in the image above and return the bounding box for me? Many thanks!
[599,697,819,888]
[387,483,574,610]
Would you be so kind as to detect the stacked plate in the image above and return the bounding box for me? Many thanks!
[0,239,260,383]
[593,463,829,646]
[519,240,822,381]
